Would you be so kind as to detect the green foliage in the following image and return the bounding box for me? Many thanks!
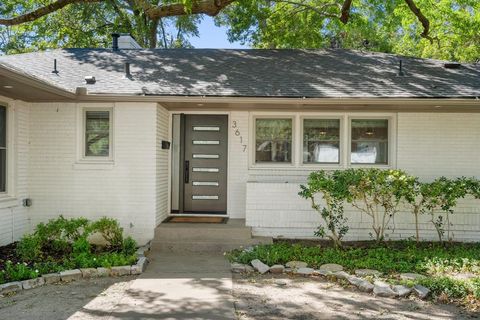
[227,241,480,300]
[3,261,39,282]
[1,216,139,284]
[217,0,480,62]
[90,217,124,249]
[122,236,137,256]
[299,170,351,248]
[15,234,41,262]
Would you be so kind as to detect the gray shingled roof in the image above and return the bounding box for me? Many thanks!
[0,48,479,98]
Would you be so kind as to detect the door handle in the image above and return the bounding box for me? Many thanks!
[184,160,190,183]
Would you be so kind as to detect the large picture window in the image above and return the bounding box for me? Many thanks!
[255,118,292,163]
[84,110,111,157]
[0,106,6,192]
[303,119,340,164]
[351,119,388,165]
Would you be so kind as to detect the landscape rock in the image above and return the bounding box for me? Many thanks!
[373,280,397,298]
[284,268,293,273]
[42,273,61,285]
[110,266,131,277]
[0,281,22,294]
[294,267,315,276]
[348,276,374,292]
[251,259,269,274]
[319,264,344,273]
[413,285,430,299]
[96,267,110,277]
[231,263,247,273]
[80,268,98,278]
[244,265,255,273]
[355,269,382,277]
[60,269,82,282]
[286,261,308,269]
[333,271,350,280]
[452,273,476,280]
[393,285,413,298]
[400,273,426,281]
[21,277,45,290]
[314,269,332,276]
[269,265,285,274]
[131,264,143,275]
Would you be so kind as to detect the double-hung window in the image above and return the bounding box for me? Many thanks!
[255,118,292,163]
[0,106,6,192]
[350,119,389,165]
[83,109,112,159]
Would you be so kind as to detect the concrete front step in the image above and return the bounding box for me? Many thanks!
[154,219,254,241]
[151,237,272,253]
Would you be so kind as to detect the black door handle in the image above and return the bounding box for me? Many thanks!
[184,160,190,183]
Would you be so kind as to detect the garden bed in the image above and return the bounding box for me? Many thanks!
[227,241,480,311]
[0,216,147,289]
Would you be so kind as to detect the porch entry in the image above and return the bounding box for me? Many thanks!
[171,114,228,214]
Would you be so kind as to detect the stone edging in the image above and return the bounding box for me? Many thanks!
[232,260,431,300]
[0,242,151,296]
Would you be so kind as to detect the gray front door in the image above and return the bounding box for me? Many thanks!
[182,115,228,213]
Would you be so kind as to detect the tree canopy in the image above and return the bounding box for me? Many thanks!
[0,0,478,62]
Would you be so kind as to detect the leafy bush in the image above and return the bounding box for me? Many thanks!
[1,216,140,285]
[122,236,137,256]
[418,277,470,299]
[299,170,351,248]
[90,217,124,249]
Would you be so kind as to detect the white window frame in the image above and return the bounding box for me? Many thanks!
[300,115,344,169]
[347,114,396,168]
[0,100,17,203]
[250,114,296,167]
[77,104,114,163]
[249,112,396,170]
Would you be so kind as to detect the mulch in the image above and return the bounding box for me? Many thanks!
[0,242,21,270]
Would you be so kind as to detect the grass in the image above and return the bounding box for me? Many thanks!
[227,241,480,307]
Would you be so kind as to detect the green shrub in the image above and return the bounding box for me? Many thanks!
[72,237,91,255]
[122,236,137,256]
[4,261,38,282]
[419,277,470,299]
[16,234,42,262]
[90,217,123,249]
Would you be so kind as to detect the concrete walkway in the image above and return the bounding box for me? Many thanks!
[71,252,235,320]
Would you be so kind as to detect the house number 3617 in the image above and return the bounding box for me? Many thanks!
[232,120,247,152]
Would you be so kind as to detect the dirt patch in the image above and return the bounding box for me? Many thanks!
[233,273,479,320]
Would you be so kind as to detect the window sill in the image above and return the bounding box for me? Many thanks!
[73,161,115,170]
[0,196,19,209]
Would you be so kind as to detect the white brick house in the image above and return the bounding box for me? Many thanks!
[0,41,479,245]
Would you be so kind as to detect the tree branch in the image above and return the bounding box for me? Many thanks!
[339,0,352,24]
[133,0,236,19]
[403,0,432,41]
[0,0,102,26]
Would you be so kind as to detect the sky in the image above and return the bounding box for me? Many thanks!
[188,17,249,49]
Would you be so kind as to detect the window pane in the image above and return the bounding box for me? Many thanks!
[351,119,388,164]
[85,111,110,157]
[255,119,292,163]
[303,119,340,164]
[0,106,6,148]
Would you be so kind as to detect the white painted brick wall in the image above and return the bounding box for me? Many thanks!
[245,112,480,241]
[0,99,30,246]
[28,102,157,245]
[156,105,169,225]
[227,111,249,218]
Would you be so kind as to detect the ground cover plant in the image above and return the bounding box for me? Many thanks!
[227,241,480,308]
[0,216,137,284]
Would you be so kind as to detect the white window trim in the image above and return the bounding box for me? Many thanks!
[76,103,115,164]
[250,114,296,168]
[347,114,396,169]
[249,112,397,170]
[0,100,17,204]
[299,115,344,169]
